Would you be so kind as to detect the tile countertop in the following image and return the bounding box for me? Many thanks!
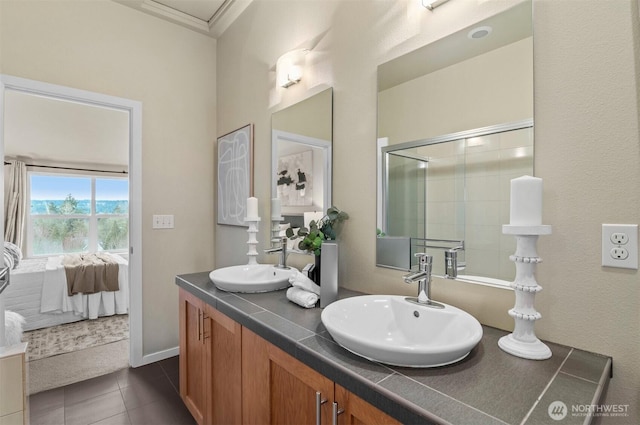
[176,272,612,425]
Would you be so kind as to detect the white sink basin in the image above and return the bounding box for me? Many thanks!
[209,264,294,293]
[321,295,483,368]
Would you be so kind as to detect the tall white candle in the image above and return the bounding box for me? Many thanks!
[271,198,281,218]
[247,197,259,218]
[510,176,542,226]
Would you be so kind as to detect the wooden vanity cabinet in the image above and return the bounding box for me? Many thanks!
[242,327,334,425]
[242,328,401,425]
[179,289,242,425]
[180,288,401,425]
[334,384,400,425]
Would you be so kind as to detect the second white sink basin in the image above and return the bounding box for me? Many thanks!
[209,264,294,293]
[321,295,483,368]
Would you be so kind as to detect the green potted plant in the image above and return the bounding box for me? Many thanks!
[285,206,349,256]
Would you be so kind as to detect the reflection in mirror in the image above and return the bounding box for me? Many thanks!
[272,88,332,233]
[376,1,532,287]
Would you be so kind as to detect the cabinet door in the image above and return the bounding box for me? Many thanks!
[334,385,401,425]
[242,328,334,425]
[179,288,207,425]
[205,305,242,425]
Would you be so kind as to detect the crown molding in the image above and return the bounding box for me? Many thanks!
[113,0,253,38]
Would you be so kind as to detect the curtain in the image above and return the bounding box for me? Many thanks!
[4,160,27,249]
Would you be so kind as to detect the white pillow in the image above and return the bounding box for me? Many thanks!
[4,310,26,346]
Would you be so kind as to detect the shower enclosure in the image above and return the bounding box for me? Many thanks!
[379,121,533,282]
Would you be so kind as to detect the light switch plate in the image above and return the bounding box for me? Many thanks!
[152,214,174,229]
[602,224,638,269]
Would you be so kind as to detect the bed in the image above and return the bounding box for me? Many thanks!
[3,254,129,331]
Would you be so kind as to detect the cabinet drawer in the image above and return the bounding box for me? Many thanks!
[0,355,24,416]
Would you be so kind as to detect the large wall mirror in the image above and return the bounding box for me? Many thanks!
[272,88,333,233]
[376,1,533,287]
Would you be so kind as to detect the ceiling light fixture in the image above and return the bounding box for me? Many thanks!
[421,0,451,10]
[468,26,493,40]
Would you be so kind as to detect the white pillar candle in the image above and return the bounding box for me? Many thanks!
[271,198,281,218]
[247,197,259,218]
[510,176,543,226]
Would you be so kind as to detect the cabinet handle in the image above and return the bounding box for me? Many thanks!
[332,402,344,425]
[197,309,202,341]
[202,313,209,343]
[315,391,327,425]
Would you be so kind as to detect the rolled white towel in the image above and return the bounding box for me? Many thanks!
[289,270,321,295]
[286,287,318,309]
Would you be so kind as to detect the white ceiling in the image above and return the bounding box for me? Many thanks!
[112,0,252,38]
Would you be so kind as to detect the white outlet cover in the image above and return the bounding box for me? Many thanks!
[602,224,638,269]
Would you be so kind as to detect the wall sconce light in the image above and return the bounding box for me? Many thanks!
[276,49,307,88]
[421,0,451,10]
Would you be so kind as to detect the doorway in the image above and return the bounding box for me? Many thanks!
[0,74,143,371]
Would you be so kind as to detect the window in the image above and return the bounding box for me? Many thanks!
[28,173,129,257]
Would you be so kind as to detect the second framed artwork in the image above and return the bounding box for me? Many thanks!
[217,124,254,227]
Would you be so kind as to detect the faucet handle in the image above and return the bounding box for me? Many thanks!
[414,252,433,265]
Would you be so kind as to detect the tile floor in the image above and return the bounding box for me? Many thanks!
[28,356,196,425]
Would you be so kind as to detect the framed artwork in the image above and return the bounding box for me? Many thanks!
[277,149,314,207]
[217,124,254,226]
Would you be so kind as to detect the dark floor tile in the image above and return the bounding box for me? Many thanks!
[29,387,65,415]
[165,397,198,425]
[65,373,120,406]
[29,405,65,425]
[115,363,165,389]
[165,369,180,393]
[65,390,126,425]
[90,412,132,425]
[157,356,179,375]
[120,374,179,410]
[127,398,192,425]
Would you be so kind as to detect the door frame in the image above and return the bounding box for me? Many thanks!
[0,74,143,367]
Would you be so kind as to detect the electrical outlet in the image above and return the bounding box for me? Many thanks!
[610,232,629,245]
[602,224,638,269]
[610,247,629,260]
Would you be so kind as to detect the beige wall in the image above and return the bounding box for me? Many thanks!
[217,0,639,418]
[0,0,217,355]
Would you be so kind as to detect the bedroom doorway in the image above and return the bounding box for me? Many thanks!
[0,75,143,374]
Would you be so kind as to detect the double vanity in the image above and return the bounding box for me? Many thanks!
[176,271,611,425]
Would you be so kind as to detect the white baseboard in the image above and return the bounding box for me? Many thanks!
[140,346,179,366]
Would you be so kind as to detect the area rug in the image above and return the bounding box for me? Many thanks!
[28,339,130,394]
[22,314,129,361]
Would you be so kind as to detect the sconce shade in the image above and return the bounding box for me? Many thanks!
[277,49,306,88]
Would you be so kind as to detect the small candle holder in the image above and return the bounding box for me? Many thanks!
[499,224,552,360]
[270,216,284,248]
[245,216,261,265]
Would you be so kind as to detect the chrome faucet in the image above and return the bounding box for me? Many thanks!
[444,244,464,279]
[264,236,289,269]
[403,253,444,308]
